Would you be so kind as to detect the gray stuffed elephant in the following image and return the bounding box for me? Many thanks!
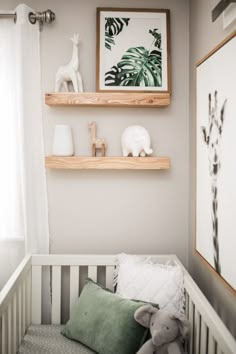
[134,304,190,354]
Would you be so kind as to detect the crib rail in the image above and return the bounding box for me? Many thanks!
[31,254,173,325]
[174,259,236,354]
[30,254,236,353]
[184,278,236,354]
[0,254,31,354]
[31,254,117,325]
[0,254,235,354]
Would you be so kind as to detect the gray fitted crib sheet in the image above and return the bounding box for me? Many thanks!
[19,325,96,354]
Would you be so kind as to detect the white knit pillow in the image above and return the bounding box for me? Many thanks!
[115,254,184,314]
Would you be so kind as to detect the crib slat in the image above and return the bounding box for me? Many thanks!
[200,319,208,354]
[184,293,190,353]
[13,293,17,354]
[215,336,227,354]
[7,301,12,354]
[1,312,6,354]
[70,266,79,316]
[208,333,216,354]
[88,266,97,282]
[26,269,31,328]
[22,279,26,336]
[32,266,42,324]
[18,285,22,345]
[52,266,61,324]
[105,266,114,290]
[16,288,19,348]
[189,300,195,354]
[195,310,201,354]
[216,346,224,354]
[185,292,189,319]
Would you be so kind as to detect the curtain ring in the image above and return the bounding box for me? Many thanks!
[28,10,55,31]
[28,12,37,24]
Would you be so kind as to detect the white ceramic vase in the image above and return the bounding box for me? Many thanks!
[52,124,74,156]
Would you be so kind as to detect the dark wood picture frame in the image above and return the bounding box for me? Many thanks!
[96,8,171,93]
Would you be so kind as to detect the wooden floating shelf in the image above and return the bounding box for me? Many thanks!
[45,156,170,170]
[45,92,170,108]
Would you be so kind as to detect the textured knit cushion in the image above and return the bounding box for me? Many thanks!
[62,278,152,354]
[19,325,95,354]
[115,253,184,313]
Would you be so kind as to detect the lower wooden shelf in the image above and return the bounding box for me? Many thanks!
[45,92,170,107]
[45,156,170,170]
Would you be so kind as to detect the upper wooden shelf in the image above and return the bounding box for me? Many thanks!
[45,92,170,108]
[45,156,170,170]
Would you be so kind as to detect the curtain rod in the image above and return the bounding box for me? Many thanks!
[0,13,17,21]
[0,9,55,31]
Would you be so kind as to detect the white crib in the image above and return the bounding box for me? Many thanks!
[0,254,235,354]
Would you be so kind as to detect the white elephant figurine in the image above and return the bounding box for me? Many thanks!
[121,125,153,157]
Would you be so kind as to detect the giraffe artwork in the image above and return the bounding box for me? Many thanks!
[201,91,226,274]
[196,33,236,292]
[88,122,106,157]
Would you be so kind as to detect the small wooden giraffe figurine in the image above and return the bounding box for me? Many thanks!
[88,121,106,157]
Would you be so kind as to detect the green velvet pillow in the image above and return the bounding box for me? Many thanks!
[62,278,154,354]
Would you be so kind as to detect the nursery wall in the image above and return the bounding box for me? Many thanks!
[40,0,190,263]
[1,0,189,265]
[44,0,189,263]
[189,0,236,337]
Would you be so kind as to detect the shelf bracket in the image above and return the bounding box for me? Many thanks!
[212,0,236,22]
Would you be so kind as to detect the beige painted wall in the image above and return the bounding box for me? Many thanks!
[1,1,189,264]
[189,0,236,337]
[22,0,188,263]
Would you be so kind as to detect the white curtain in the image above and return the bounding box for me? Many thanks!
[0,4,49,287]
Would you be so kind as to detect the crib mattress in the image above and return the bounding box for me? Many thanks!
[19,325,96,354]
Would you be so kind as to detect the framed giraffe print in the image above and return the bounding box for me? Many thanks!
[196,31,236,292]
[96,8,171,93]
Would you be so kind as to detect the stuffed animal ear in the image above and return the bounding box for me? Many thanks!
[170,313,190,339]
[134,304,157,328]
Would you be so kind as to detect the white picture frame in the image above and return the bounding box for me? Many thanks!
[196,31,236,293]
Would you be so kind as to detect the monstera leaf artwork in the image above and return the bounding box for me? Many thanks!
[105,29,162,87]
[105,32,115,51]
[97,8,170,92]
[105,17,130,36]
[105,17,130,50]
[105,47,162,87]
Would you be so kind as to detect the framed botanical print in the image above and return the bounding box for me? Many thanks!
[196,31,236,292]
[96,8,171,93]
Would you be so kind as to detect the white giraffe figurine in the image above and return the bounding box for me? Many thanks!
[88,122,106,157]
[55,33,83,92]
